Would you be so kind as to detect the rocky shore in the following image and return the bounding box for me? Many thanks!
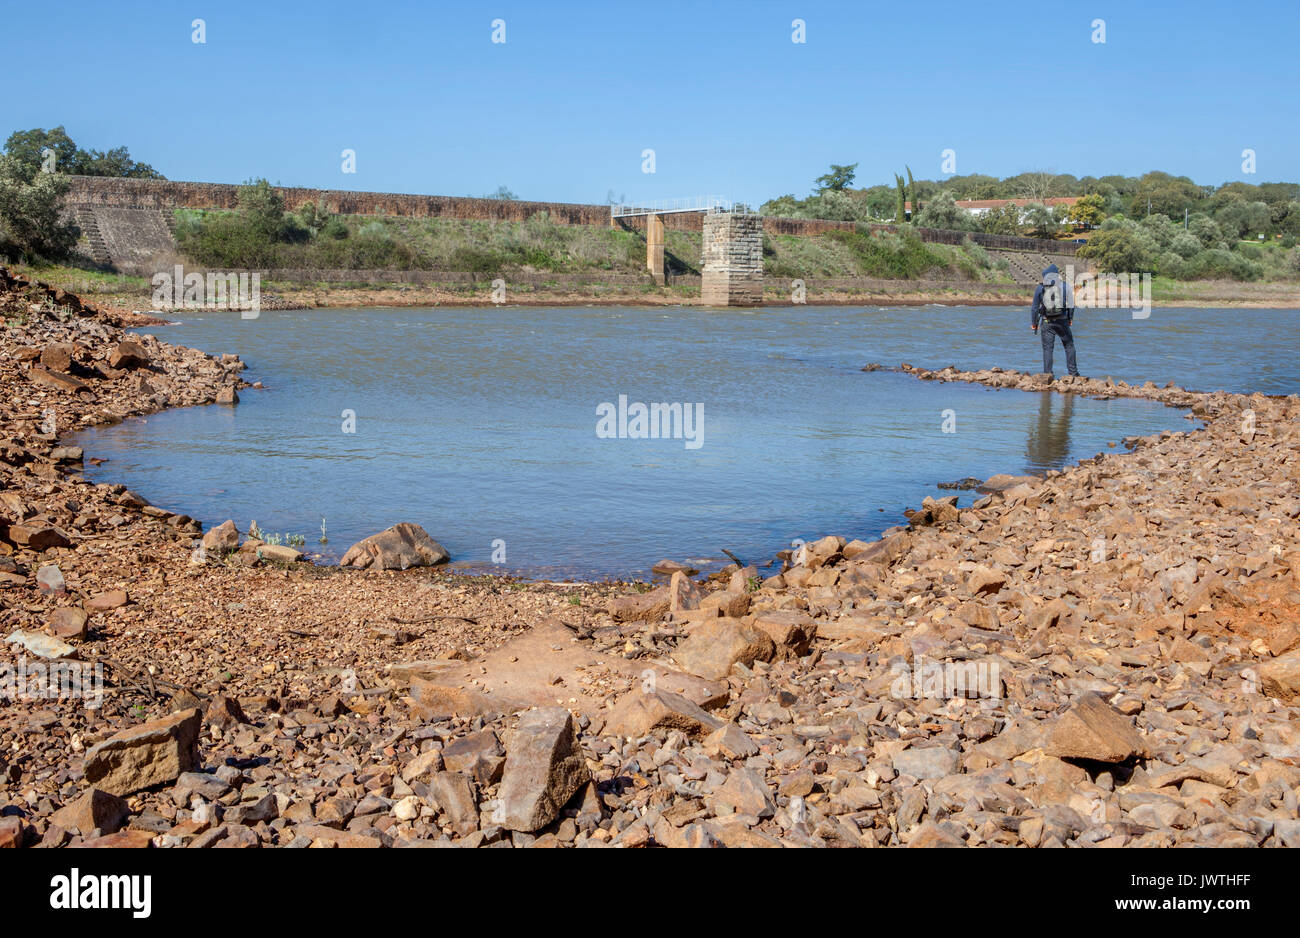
[1,267,1297,849]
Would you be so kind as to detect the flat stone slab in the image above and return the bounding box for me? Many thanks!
[407,618,726,720]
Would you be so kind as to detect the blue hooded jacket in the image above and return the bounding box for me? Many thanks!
[1031,263,1074,328]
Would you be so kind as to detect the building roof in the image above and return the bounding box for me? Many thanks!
[954,197,1081,209]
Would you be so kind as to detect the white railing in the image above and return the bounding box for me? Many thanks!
[611,196,760,219]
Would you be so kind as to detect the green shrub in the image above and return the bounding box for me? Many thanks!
[449,246,505,273]
[1078,227,1154,272]
[826,225,947,278]
[1169,231,1202,259]
[1156,251,1185,279]
[1183,248,1262,281]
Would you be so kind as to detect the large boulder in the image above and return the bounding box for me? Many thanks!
[1259,649,1300,703]
[608,587,670,622]
[108,340,149,370]
[671,618,775,681]
[1044,694,1148,763]
[497,708,590,832]
[40,343,75,373]
[202,519,240,552]
[82,708,202,796]
[339,522,449,570]
[605,689,724,739]
[51,788,130,837]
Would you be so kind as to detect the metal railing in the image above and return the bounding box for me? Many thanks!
[611,196,760,219]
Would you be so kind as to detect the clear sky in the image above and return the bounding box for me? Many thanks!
[7,0,1297,204]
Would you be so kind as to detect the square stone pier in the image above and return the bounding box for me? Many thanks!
[701,212,763,306]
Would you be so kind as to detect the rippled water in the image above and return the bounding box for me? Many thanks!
[70,303,1283,579]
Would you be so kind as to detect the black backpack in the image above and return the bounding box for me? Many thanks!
[1040,276,1068,318]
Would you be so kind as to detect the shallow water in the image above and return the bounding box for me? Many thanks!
[70,303,1270,579]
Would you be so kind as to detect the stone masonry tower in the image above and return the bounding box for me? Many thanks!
[701,212,763,306]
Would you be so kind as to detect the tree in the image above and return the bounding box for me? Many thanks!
[237,179,288,240]
[1169,231,1202,259]
[1187,214,1225,249]
[858,185,897,220]
[893,174,906,224]
[1215,200,1271,239]
[760,194,801,217]
[1013,170,1056,203]
[3,126,77,175]
[940,173,1000,200]
[1129,171,1202,218]
[0,155,80,261]
[484,185,518,200]
[980,203,1023,236]
[1078,227,1154,272]
[1279,201,1300,235]
[3,126,162,178]
[296,199,334,237]
[906,166,919,217]
[1139,213,1178,250]
[912,190,975,231]
[1069,193,1106,227]
[1021,202,1062,239]
[805,190,869,222]
[72,145,163,179]
[814,163,857,193]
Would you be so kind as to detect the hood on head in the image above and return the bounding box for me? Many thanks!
[1042,263,1060,277]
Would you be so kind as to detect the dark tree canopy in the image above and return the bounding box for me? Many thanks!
[3,126,164,179]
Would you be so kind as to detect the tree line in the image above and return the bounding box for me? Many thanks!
[0,126,163,262]
[763,164,1300,280]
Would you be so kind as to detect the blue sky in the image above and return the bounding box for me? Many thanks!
[8,0,1297,203]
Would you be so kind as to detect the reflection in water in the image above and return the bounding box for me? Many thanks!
[1026,392,1075,471]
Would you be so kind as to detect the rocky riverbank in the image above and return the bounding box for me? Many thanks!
[1,267,1297,849]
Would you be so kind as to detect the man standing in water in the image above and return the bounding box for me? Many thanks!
[1031,263,1080,378]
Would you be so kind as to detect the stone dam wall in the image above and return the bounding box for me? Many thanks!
[61,176,1078,277]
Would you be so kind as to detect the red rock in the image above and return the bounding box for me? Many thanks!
[83,708,202,796]
[1260,649,1300,703]
[498,708,590,832]
[108,340,149,370]
[0,816,29,848]
[202,519,239,552]
[85,590,128,611]
[9,525,72,551]
[50,787,129,836]
[204,694,249,730]
[28,367,89,394]
[48,606,88,639]
[607,587,669,622]
[79,829,155,848]
[40,344,74,372]
[671,617,775,681]
[1045,694,1148,763]
[604,689,724,739]
[339,522,448,570]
